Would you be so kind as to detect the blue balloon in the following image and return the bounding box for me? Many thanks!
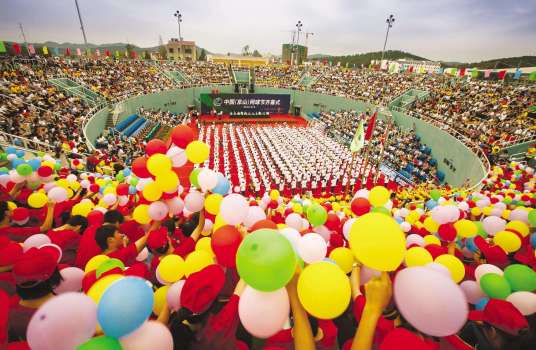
[475,297,489,311]
[212,174,230,195]
[465,237,478,253]
[128,185,137,195]
[13,138,22,146]
[16,150,25,158]
[425,199,437,210]
[6,146,16,155]
[530,233,536,249]
[395,217,403,224]
[123,168,131,177]
[11,158,25,168]
[27,159,41,171]
[323,258,337,265]
[97,277,154,338]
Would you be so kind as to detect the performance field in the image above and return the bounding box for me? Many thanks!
[1,1,536,350]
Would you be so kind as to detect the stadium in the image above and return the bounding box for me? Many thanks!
[0,1,536,350]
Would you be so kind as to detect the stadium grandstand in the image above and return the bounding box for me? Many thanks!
[0,1,536,350]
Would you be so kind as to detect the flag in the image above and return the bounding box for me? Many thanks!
[471,68,479,78]
[0,41,6,53]
[115,50,120,58]
[436,67,444,74]
[76,48,82,56]
[96,48,101,57]
[350,119,365,153]
[365,112,377,141]
[27,44,35,55]
[336,61,341,67]
[105,50,111,57]
[513,68,522,80]
[368,62,372,69]
[450,68,457,75]
[85,48,91,56]
[12,42,21,55]
[124,49,128,57]
[498,70,507,80]
[130,50,137,58]
[459,68,466,76]
[529,71,536,81]
[408,66,414,73]
[65,47,71,56]
[52,47,59,56]
[418,66,425,74]
[42,46,48,55]
[484,69,491,78]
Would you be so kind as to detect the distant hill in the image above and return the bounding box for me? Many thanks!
[308,54,332,59]
[309,50,428,67]
[444,56,536,69]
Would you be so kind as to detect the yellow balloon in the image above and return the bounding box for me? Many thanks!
[423,217,439,233]
[56,178,69,189]
[454,219,477,238]
[85,254,110,273]
[158,254,186,283]
[423,235,441,246]
[213,214,227,232]
[71,202,92,217]
[406,210,420,225]
[153,285,170,316]
[103,186,116,195]
[292,203,303,214]
[269,189,280,201]
[470,207,482,216]
[204,194,223,215]
[185,141,210,164]
[147,154,172,176]
[297,262,351,319]
[493,231,521,253]
[482,207,492,216]
[369,186,390,207]
[87,274,123,304]
[502,210,511,220]
[195,237,214,257]
[143,181,163,202]
[185,250,213,277]
[155,171,179,193]
[332,203,341,212]
[405,247,433,267]
[133,204,151,225]
[435,254,465,283]
[28,192,48,208]
[349,213,406,271]
[329,247,354,274]
[505,220,529,237]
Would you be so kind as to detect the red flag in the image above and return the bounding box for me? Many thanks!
[95,49,101,57]
[498,70,507,80]
[12,42,21,55]
[65,47,71,56]
[365,112,377,141]
[76,48,81,56]
[130,50,137,58]
[105,50,110,57]
[27,44,35,55]
[408,66,414,73]
[459,68,466,76]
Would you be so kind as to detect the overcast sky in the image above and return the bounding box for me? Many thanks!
[0,0,535,62]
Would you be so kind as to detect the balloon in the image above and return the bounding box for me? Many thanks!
[297,262,351,319]
[329,247,354,273]
[166,197,184,216]
[184,250,213,277]
[238,286,289,338]
[133,204,151,225]
[460,280,487,304]
[97,277,154,338]
[369,186,390,207]
[145,139,167,156]
[394,267,468,336]
[198,168,218,192]
[306,204,327,227]
[297,233,327,264]
[505,220,529,237]
[189,168,201,188]
[85,255,110,273]
[479,273,512,299]
[236,229,296,292]
[475,264,503,283]
[132,157,151,178]
[147,154,172,177]
[279,227,301,251]
[185,141,210,164]
[211,225,242,267]
[157,255,185,283]
[184,191,204,213]
[54,267,85,294]
[405,247,433,267]
[493,231,521,253]
[529,209,536,227]
[342,218,356,241]
[27,293,97,350]
[87,274,124,304]
[136,247,149,262]
[349,213,405,271]
[244,206,267,228]
[23,234,51,252]
[171,125,195,148]
[96,258,125,279]
[204,193,223,215]
[423,217,439,233]
[166,280,185,312]
[406,234,425,247]
[434,254,465,283]
[147,201,169,221]
[285,213,303,230]
[430,189,441,201]
[506,291,536,316]
[359,265,382,286]
[454,219,477,238]
[195,237,214,256]
[482,216,506,236]
[212,174,230,195]
[48,186,68,203]
[28,192,48,208]
[220,193,249,225]
[77,336,122,350]
[142,182,163,202]
[120,321,173,350]
[155,171,179,193]
[153,286,170,316]
[503,264,536,292]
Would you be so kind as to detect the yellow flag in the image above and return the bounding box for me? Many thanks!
[42,46,49,55]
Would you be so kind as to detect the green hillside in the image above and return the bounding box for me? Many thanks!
[309,50,428,67]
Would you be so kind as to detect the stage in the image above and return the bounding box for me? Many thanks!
[197,114,308,126]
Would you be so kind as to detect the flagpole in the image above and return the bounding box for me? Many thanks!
[360,112,378,185]
[374,118,393,183]
[345,152,357,196]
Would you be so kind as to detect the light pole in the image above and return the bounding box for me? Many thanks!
[380,14,395,67]
[295,20,303,65]
[174,10,183,60]
[74,0,88,46]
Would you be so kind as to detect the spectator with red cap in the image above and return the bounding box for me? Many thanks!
[0,202,55,242]
[46,215,88,265]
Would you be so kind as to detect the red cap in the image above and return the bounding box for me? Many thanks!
[468,299,528,336]
[379,328,432,350]
[13,247,57,284]
[11,208,29,222]
[147,228,169,251]
[180,264,225,313]
[0,238,22,266]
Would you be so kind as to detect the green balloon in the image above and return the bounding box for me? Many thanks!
[116,171,124,182]
[306,204,327,227]
[371,206,390,215]
[0,167,8,173]
[77,336,122,350]
[54,162,61,171]
[474,221,487,238]
[236,229,296,292]
[503,197,512,204]
[528,209,536,227]
[480,273,512,299]
[0,153,7,161]
[130,177,139,186]
[16,163,33,176]
[96,258,125,279]
[504,264,536,292]
[189,168,201,188]
[430,189,441,201]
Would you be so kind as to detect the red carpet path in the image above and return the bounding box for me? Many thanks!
[198,114,308,126]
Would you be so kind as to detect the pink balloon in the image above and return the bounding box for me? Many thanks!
[343,218,356,241]
[313,225,330,242]
[406,234,425,247]
[197,169,218,192]
[297,233,327,264]
[425,262,451,277]
[394,267,468,337]
[220,194,249,225]
[285,213,303,230]
[48,187,68,203]
[166,197,184,216]
[23,234,51,252]
[474,264,503,283]
[482,217,506,236]
[238,286,290,338]
[27,293,97,350]
[147,201,169,221]
[244,206,267,228]
[120,321,173,350]
[184,192,204,213]
[460,280,486,304]
[509,209,529,223]
[279,227,300,251]
[136,247,149,262]
[54,267,85,294]
[166,280,185,312]
[360,265,381,286]
[102,193,117,206]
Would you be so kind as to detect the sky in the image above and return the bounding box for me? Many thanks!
[0,0,535,62]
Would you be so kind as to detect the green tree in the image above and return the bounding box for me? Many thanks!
[198,48,206,61]
[252,50,262,57]
[144,50,151,60]
[125,44,134,58]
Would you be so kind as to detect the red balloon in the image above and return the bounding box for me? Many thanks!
[268,200,278,209]
[145,139,167,156]
[250,219,278,232]
[425,244,448,259]
[325,213,340,231]
[87,210,104,226]
[351,197,370,216]
[438,223,456,242]
[171,125,195,149]
[211,225,242,267]
[116,183,129,196]
[132,156,151,178]
[89,184,100,193]
[37,166,53,177]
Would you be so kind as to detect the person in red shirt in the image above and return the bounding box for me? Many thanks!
[46,215,88,265]
[0,202,55,242]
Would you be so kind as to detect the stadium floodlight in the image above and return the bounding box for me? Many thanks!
[174,11,183,41]
[295,21,303,65]
[380,14,395,66]
[74,0,88,46]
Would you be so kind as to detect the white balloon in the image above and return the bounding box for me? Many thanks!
[343,218,356,241]
[354,189,369,199]
[166,280,186,312]
[285,213,303,230]
[313,225,331,242]
[279,227,301,251]
[166,197,185,215]
[506,291,536,316]
[198,168,218,192]
[220,194,249,225]
[297,233,327,264]
[244,206,267,228]
[136,247,149,262]
[184,192,205,213]
[474,264,503,283]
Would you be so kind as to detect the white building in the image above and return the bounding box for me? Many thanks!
[373,59,441,73]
